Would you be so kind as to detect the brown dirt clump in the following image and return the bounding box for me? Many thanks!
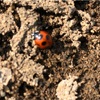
[0,0,100,100]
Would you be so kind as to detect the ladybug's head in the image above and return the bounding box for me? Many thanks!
[32,31,43,40]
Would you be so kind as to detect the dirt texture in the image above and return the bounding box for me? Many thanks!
[0,0,100,100]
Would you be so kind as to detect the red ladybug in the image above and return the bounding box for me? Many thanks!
[32,30,52,49]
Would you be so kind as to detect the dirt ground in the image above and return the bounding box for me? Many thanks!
[0,0,100,100]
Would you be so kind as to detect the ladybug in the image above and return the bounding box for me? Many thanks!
[32,30,52,49]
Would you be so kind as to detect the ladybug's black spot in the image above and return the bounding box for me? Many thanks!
[46,35,50,40]
[42,41,47,45]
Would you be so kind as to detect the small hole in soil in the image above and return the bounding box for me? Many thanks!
[36,59,44,64]
[34,7,46,15]
[33,74,38,78]
[18,82,26,96]
[18,46,25,54]
[74,1,89,10]
[57,62,61,66]
[78,37,88,50]
[43,72,49,80]
[43,68,50,80]
[42,41,46,45]
[28,41,32,47]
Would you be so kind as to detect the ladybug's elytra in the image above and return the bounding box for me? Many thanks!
[32,30,53,49]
